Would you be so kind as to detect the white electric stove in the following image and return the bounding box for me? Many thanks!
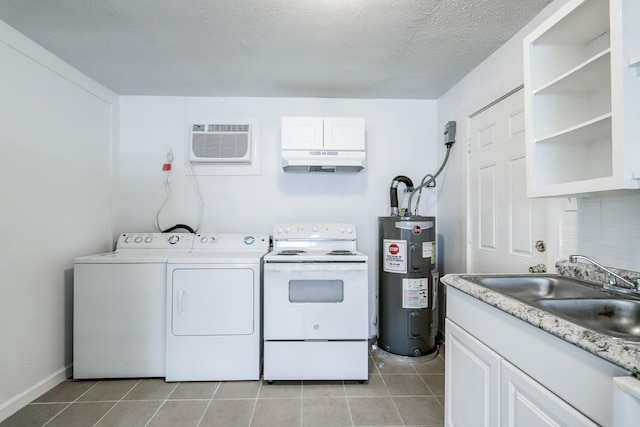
[263,222,369,382]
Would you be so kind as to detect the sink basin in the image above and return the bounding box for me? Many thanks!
[461,275,607,301]
[536,298,640,341]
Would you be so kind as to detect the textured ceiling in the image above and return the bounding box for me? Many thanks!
[0,0,552,98]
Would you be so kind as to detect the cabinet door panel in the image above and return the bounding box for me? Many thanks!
[445,319,501,427]
[501,360,598,427]
[282,117,323,150]
[323,117,365,150]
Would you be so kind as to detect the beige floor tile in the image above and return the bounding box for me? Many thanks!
[34,380,97,403]
[259,382,302,398]
[347,396,402,426]
[303,380,346,397]
[45,402,115,427]
[200,399,255,427]
[393,396,444,426]
[302,397,351,427]
[250,398,301,427]
[169,382,219,400]
[123,379,177,401]
[214,381,260,399]
[382,374,431,396]
[95,400,161,427]
[420,374,445,396]
[344,374,390,397]
[372,356,417,374]
[0,403,67,427]
[411,356,445,375]
[78,379,139,402]
[146,400,208,427]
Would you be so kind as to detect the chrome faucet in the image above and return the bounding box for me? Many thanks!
[569,255,640,295]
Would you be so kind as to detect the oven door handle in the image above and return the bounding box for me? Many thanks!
[264,263,367,272]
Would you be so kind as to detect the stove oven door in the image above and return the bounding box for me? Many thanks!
[263,262,368,340]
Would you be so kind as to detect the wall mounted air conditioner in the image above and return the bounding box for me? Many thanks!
[190,123,253,164]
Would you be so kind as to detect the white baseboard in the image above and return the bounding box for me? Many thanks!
[0,364,72,423]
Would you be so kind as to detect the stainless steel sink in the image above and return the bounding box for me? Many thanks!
[460,275,640,342]
[536,298,640,341]
[461,275,607,301]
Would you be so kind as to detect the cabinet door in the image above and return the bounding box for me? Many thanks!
[501,360,598,427]
[323,117,365,150]
[281,117,323,150]
[445,319,501,427]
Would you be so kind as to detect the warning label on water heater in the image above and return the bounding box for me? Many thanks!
[402,278,429,309]
[383,239,407,273]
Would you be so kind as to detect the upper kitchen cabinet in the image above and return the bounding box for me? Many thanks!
[281,117,365,151]
[524,0,640,197]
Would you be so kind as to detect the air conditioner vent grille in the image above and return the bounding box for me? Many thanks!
[192,133,249,159]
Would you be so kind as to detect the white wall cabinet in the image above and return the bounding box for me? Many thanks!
[523,0,640,196]
[281,116,365,151]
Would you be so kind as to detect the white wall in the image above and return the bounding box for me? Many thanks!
[119,96,439,336]
[0,22,117,421]
[437,0,640,275]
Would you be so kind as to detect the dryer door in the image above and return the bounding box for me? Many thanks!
[170,267,255,336]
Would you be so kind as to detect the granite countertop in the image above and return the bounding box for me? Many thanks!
[442,264,640,375]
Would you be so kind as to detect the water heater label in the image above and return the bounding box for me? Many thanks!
[383,239,407,273]
[422,241,436,265]
[402,278,429,309]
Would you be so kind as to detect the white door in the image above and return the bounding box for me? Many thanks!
[469,89,547,273]
[171,268,255,336]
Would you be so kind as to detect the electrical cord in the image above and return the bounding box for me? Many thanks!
[407,145,452,216]
[154,160,172,232]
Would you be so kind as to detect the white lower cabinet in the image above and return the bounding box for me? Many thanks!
[501,360,597,427]
[446,320,597,426]
[445,320,500,426]
[445,286,632,427]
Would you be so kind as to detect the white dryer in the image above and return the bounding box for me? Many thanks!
[165,233,270,381]
[73,233,194,379]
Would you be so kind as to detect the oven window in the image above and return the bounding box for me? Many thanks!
[288,280,344,303]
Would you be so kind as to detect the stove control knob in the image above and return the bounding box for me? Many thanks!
[244,236,255,245]
[347,227,354,234]
[312,226,318,233]
[277,227,283,234]
[134,236,143,243]
[284,227,290,233]
[339,227,345,233]
[145,236,153,243]
[124,235,132,244]
[200,236,208,243]
[168,235,179,245]
[314,324,320,331]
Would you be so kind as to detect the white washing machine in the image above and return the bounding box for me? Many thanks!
[73,233,194,379]
[165,233,270,381]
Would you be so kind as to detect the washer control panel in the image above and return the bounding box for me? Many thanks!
[116,233,195,250]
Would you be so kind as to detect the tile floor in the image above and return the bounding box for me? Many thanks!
[1,349,445,427]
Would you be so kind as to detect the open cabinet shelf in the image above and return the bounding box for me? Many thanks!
[524,0,640,197]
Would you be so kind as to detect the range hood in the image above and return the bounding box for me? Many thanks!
[282,150,365,173]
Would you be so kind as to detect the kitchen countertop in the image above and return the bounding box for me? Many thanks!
[442,268,640,375]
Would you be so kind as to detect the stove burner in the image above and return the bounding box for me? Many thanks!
[327,250,356,256]
[278,249,306,255]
